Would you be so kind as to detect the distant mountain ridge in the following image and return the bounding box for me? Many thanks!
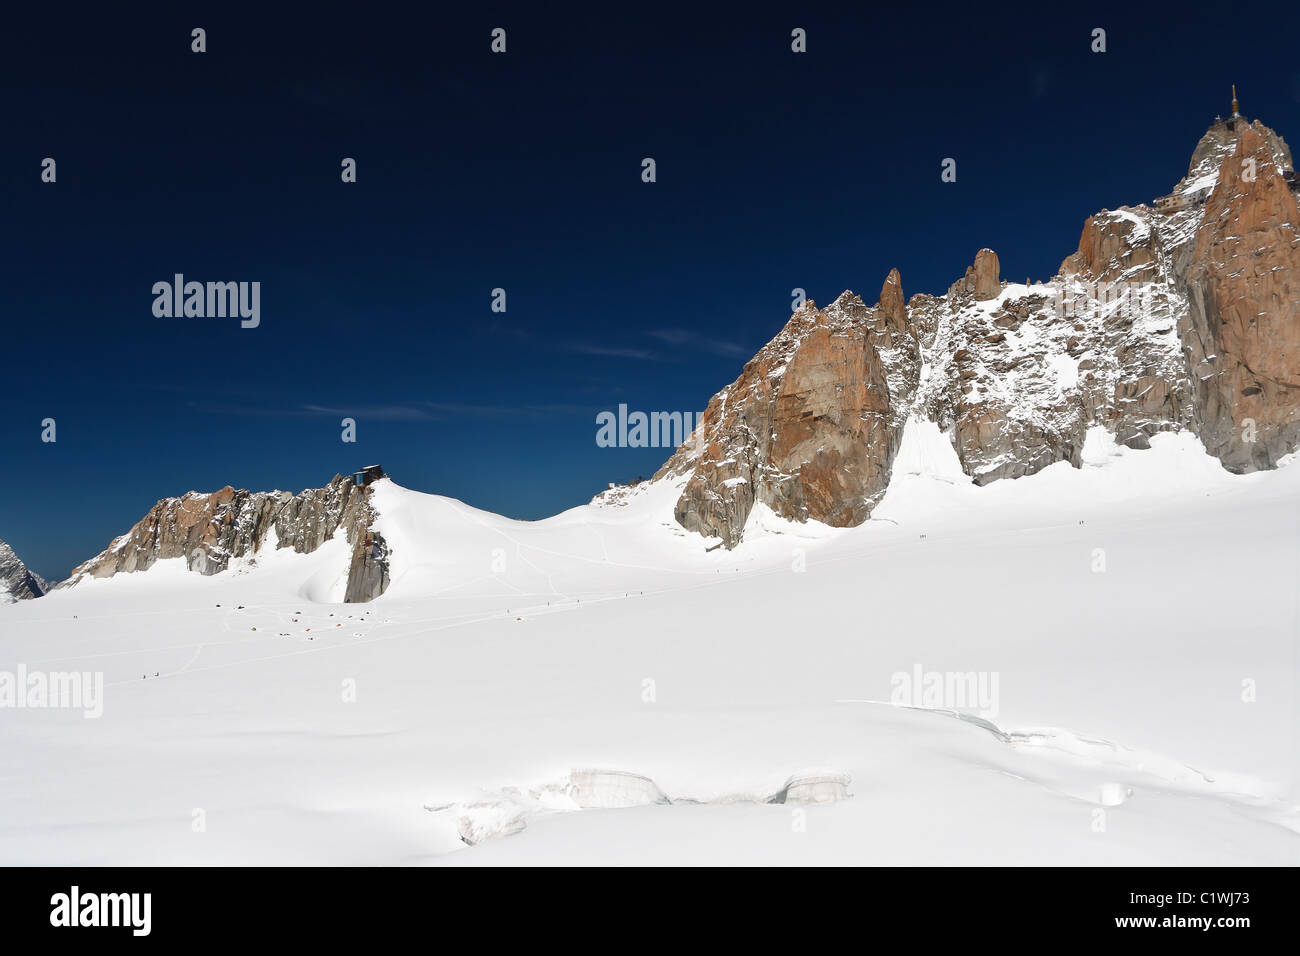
[54,473,391,603]
[0,539,47,604]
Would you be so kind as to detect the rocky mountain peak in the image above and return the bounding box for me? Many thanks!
[972,248,1002,300]
[1185,115,1292,188]
[878,268,907,330]
[0,539,46,605]
[658,106,1300,548]
[946,248,1002,301]
[1181,120,1300,471]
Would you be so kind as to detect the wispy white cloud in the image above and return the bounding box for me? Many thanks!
[648,328,749,358]
[561,329,751,363]
[563,343,660,361]
[191,400,589,422]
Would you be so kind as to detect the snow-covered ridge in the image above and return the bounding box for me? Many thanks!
[52,472,389,603]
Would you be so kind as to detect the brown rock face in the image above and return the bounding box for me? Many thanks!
[768,320,894,527]
[666,279,914,547]
[1179,123,1300,471]
[972,248,1001,300]
[879,267,907,330]
[1060,213,1159,284]
[948,248,1003,301]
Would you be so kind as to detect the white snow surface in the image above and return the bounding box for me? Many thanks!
[2,425,1299,865]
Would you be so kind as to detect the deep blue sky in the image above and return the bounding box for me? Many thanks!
[4,3,1300,580]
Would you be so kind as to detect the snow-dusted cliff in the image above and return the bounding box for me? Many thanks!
[659,111,1300,547]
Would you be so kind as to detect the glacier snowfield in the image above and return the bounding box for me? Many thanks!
[2,422,1297,865]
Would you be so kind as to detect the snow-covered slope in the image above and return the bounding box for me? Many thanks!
[2,438,1297,865]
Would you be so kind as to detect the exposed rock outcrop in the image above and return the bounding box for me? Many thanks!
[1179,122,1300,471]
[663,272,917,547]
[972,248,1002,300]
[0,540,46,605]
[660,105,1300,547]
[343,498,390,604]
[59,475,391,602]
